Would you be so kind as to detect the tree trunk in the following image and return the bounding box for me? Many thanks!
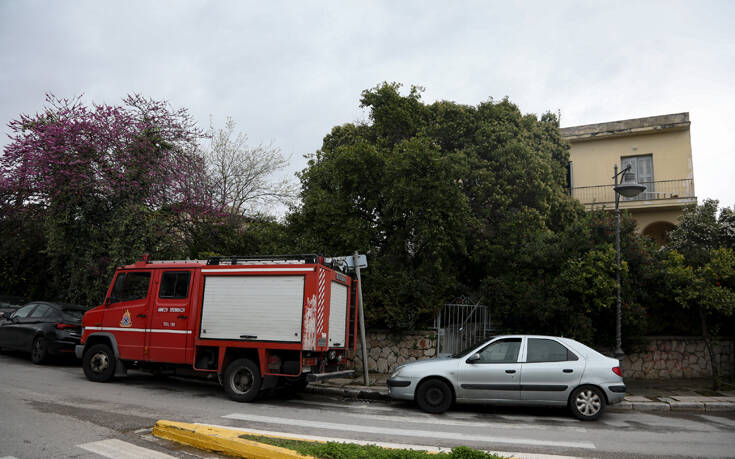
[698,305,720,391]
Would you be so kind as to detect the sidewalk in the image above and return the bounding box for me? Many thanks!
[306,374,735,412]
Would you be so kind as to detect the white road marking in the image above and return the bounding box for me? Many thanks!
[204,424,587,459]
[323,411,587,432]
[292,399,400,411]
[287,399,586,430]
[222,413,597,449]
[77,439,176,458]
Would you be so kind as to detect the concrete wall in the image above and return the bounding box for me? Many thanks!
[567,128,694,189]
[348,331,733,381]
[561,114,696,233]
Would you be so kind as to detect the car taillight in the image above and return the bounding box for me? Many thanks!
[612,366,623,377]
[56,323,77,329]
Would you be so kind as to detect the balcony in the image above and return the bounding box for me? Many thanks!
[569,179,696,208]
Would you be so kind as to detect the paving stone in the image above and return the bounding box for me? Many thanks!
[608,401,633,411]
[705,402,735,412]
[625,395,652,402]
[632,401,670,411]
[669,402,705,411]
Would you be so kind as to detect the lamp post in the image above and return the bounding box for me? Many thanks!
[612,164,646,358]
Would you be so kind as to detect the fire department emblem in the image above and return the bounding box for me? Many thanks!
[120,309,132,328]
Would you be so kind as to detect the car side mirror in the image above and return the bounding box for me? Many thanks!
[466,353,481,363]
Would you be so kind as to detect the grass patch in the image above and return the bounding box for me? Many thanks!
[239,434,507,458]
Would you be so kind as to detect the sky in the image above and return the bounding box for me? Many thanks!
[1,0,734,212]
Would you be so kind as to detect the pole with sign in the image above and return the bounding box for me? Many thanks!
[352,251,370,386]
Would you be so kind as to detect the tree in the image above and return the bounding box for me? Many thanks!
[204,117,294,217]
[666,199,735,389]
[289,83,586,330]
[0,94,212,305]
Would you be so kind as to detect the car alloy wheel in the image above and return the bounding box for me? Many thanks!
[31,337,48,364]
[570,385,605,420]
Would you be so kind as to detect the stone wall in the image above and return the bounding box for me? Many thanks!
[346,331,734,380]
[347,330,436,374]
[620,337,733,379]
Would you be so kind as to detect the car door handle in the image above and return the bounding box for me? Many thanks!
[563,369,573,373]
[177,315,187,319]
[136,314,146,318]
[505,369,516,374]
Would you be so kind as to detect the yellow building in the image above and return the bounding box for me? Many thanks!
[560,113,696,243]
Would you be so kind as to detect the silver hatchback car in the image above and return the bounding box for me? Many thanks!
[387,335,625,420]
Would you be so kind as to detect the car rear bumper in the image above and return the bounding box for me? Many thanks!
[47,339,80,356]
[604,384,626,404]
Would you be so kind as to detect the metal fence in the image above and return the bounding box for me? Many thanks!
[569,178,695,206]
[435,299,491,357]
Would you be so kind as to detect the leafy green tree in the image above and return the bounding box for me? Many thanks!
[290,82,586,330]
[666,199,735,388]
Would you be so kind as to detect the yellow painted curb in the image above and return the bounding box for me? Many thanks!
[153,420,312,458]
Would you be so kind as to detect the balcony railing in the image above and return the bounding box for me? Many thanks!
[569,179,695,206]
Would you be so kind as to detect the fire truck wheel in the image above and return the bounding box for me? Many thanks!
[30,336,48,364]
[223,358,261,402]
[415,378,453,414]
[83,344,116,382]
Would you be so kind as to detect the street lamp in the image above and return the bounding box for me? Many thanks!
[612,164,646,358]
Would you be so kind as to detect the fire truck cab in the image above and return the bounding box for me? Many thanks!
[75,254,360,402]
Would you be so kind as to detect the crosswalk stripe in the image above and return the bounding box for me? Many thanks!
[77,439,176,458]
[222,413,597,449]
[283,399,585,429]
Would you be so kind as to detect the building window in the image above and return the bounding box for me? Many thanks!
[621,154,654,200]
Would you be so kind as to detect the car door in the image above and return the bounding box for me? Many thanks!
[456,337,523,401]
[104,270,153,361]
[0,304,38,350]
[146,270,193,364]
[22,303,55,351]
[520,337,585,403]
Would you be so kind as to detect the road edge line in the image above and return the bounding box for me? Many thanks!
[152,420,312,459]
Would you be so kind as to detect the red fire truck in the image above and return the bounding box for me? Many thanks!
[75,254,360,402]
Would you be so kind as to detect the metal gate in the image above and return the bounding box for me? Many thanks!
[435,297,491,357]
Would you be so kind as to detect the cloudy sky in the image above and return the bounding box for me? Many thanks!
[1,1,733,210]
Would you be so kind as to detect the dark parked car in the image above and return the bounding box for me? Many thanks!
[0,295,28,319]
[0,302,86,363]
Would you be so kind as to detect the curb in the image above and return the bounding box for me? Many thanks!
[306,383,392,401]
[152,420,311,458]
[307,384,735,412]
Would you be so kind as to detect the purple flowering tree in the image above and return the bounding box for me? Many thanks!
[0,94,216,305]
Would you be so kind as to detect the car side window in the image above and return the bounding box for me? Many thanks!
[108,272,152,304]
[12,304,37,319]
[159,272,191,299]
[526,338,578,362]
[476,338,522,363]
[29,304,53,319]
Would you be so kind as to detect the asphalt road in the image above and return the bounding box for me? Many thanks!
[1,351,734,459]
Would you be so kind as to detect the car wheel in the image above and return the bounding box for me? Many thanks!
[416,378,453,414]
[30,336,48,364]
[569,385,606,421]
[83,344,116,382]
[223,358,261,402]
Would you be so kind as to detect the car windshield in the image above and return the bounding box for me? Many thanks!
[451,338,495,358]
